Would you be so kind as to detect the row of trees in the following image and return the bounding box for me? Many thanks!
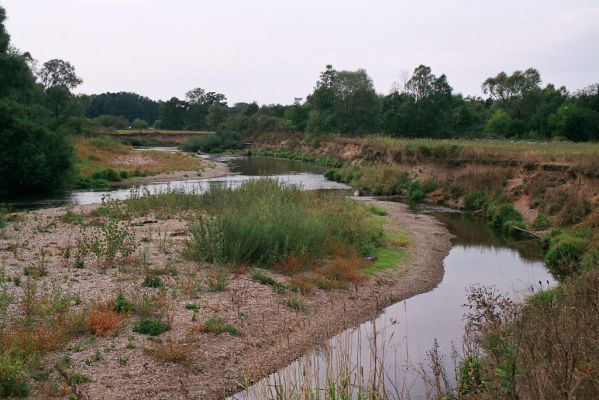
[70,65,599,141]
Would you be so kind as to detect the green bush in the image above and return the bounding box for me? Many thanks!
[545,233,588,277]
[132,318,169,336]
[187,180,381,267]
[180,130,242,153]
[463,191,487,211]
[533,213,552,230]
[526,288,556,306]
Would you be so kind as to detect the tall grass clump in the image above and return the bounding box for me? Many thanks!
[187,179,382,267]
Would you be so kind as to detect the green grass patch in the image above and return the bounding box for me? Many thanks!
[368,205,388,216]
[201,316,237,336]
[133,319,169,336]
[187,179,382,268]
[251,271,285,293]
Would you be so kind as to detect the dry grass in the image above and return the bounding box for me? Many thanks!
[144,340,191,364]
[361,136,599,169]
[73,137,204,177]
[87,305,127,336]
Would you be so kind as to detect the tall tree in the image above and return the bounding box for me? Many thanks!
[38,59,83,90]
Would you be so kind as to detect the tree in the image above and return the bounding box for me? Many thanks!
[86,92,160,124]
[38,59,82,90]
[205,104,228,129]
[0,100,73,193]
[157,97,188,130]
[482,68,541,101]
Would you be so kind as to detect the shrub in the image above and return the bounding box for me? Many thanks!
[463,191,487,211]
[533,213,551,230]
[545,233,588,277]
[179,130,242,153]
[142,276,163,288]
[132,318,169,336]
[201,316,237,336]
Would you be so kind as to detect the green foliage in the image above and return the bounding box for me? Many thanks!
[132,318,169,336]
[286,297,307,312]
[142,276,163,288]
[368,205,388,216]
[187,180,382,267]
[0,100,74,194]
[114,294,134,313]
[544,232,589,277]
[526,288,556,306]
[463,191,487,211]
[202,316,237,336]
[0,353,29,398]
[180,130,242,153]
[533,213,551,230]
[251,271,285,293]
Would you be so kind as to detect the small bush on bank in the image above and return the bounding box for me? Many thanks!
[463,191,487,211]
[544,232,589,277]
[180,130,242,153]
[533,213,552,230]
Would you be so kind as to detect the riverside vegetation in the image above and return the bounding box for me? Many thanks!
[0,180,411,398]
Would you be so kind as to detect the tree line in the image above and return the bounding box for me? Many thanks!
[87,64,599,142]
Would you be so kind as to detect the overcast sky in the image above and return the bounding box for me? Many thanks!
[3,0,599,104]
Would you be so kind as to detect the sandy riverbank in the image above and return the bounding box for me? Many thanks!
[0,199,450,399]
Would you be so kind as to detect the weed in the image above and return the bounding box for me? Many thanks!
[251,271,285,293]
[142,276,163,288]
[368,205,388,216]
[201,316,238,336]
[286,297,307,312]
[88,305,126,336]
[132,319,169,336]
[144,340,190,364]
[114,294,134,313]
[185,303,199,312]
[117,355,128,367]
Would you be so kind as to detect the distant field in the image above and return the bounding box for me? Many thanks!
[114,129,213,135]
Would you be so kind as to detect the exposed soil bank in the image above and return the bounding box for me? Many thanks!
[0,200,450,399]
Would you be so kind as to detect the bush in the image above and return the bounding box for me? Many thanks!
[180,130,242,153]
[463,191,487,211]
[533,213,551,230]
[132,318,169,336]
[142,276,163,288]
[114,294,134,313]
[545,232,588,277]
[187,180,382,267]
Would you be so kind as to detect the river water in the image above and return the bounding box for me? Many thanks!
[0,151,555,399]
